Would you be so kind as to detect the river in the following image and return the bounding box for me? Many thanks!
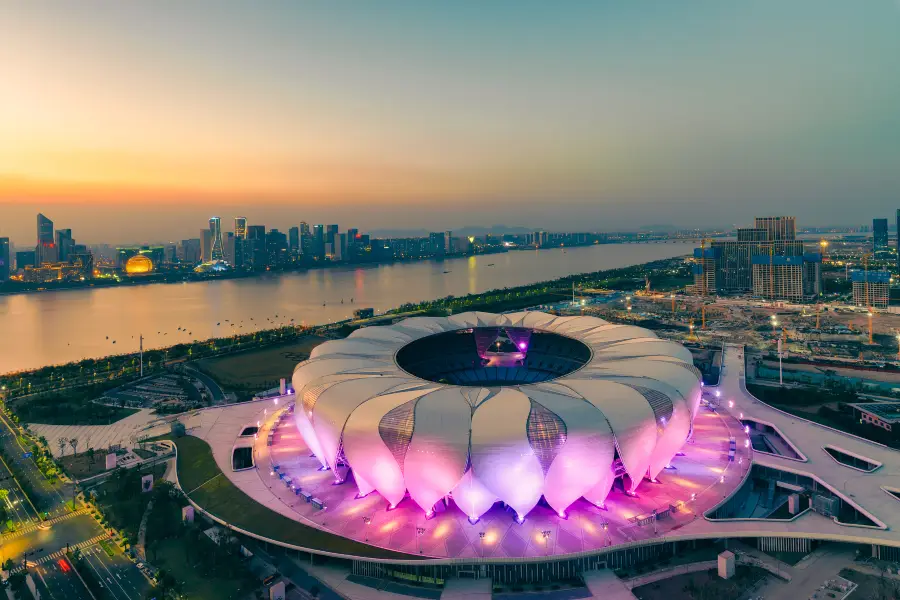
[0,243,689,373]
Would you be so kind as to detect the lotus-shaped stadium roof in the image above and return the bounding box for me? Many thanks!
[292,311,702,521]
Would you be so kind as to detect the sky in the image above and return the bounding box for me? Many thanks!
[2,1,900,244]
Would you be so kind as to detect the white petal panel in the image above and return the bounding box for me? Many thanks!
[447,312,483,328]
[558,379,658,493]
[451,470,499,520]
[648,398,691,480]
[527,386,615,515]
[293,357,395,392]
[310,338,397,359]
[349,326,415,345]
[593,339,694,363]
[311,376,411,469]
[470,388,544,518]
[518,311,562,330]
[581,325,659,344]
[404,388,472,513]
[342,387,438,506]
[584,358,702,419]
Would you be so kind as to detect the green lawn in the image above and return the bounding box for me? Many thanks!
[170,435,420,560]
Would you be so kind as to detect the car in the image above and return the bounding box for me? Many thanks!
[37,521,51,530]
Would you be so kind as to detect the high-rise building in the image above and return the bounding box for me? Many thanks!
[247,225,267,268]
[15,250,35,270]
[313,225,325,260]
[754,216,796,241]
[445,231,453,253]
[851,270,890,309]
[0,238,9,281]
[289,226,300,259]
[429,232,446,256]
[266,229,289,266]
[209,217,224,261]
[691,247,719,295]
[336,232,347,261]
[699,217,819,301]
[300,222,311,257]
[181,238,201,264]
[752,255,805,302]
[224,232,236,264]
[802,253,822,300]
[234,216,247,240]
[873,218,889,254]
[36,213,56,265]
[326,225,339,246]
[55,228,74,263]
[736,227,768,242]
[200,229,213,262]
[711,240,762,291]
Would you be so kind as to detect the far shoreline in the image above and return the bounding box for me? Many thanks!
[0,239,694,298]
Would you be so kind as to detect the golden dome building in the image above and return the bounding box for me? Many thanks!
[124,254,153,275]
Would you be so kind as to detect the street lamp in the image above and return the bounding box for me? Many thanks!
[362,516,371,541]
[541,530,552,555]
[479,531,486,558]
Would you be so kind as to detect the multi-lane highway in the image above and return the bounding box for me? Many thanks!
[30,556,94,600]
[2,510,153,599]
[0,409,72,517]
[0,410,152,599]
[77,543,150,600]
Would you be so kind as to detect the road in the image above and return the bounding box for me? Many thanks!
[1,513,152,599]
[78,543,151,600]
[0,409,72,517]
[0,406,153,599]
[31,557,94,600]
[184,366,227,403]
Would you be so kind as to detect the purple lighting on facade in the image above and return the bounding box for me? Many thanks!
[518,342,528,350]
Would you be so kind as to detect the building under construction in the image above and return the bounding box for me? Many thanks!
[851,269,890,309]
[692,216,821,302]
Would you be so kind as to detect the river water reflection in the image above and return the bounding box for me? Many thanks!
[0,243,689,373]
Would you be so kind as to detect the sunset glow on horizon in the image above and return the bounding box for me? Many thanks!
[3,1,900,242]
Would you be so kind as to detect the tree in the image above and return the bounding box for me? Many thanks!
[57,437,68,457]
[87,447,96,465]
[69,437,79,457]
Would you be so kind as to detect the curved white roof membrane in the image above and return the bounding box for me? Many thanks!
[291,311,700,520]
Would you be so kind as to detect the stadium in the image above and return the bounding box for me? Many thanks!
[175,311,900,594]
[291,311,703,522]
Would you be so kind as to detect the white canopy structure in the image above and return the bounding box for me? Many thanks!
[291,311,701,521]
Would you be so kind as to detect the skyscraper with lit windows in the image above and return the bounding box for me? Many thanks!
[209,217,224,260]
[234,216,247,239]
[36,213,56,265]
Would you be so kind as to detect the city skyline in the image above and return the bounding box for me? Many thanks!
[4,1,900,242]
